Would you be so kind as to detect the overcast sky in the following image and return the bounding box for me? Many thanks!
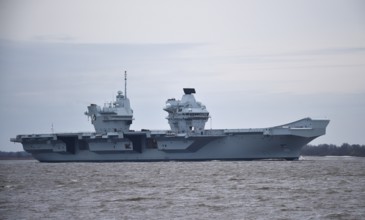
[1,0,365,151]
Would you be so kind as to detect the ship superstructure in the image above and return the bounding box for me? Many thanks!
[164,88,209,134]
[85,72,133,133]
[11,72,329,162]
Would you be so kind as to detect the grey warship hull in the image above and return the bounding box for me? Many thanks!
[11,118,329,162]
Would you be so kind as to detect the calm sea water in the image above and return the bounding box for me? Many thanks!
[1,157,364,220]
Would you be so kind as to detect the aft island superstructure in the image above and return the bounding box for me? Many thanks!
[11,72,329,162]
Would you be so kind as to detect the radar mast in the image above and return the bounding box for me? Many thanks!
[124,70,127,98]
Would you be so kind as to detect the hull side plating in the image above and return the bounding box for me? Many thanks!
[13,118,329,162]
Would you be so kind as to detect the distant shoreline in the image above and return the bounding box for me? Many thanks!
[0,157,34,160]
[0,151,33,160]
[301,143,365,157]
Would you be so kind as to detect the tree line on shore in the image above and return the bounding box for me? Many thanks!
[1,143,365,159]
[301,143,365,157]
[0,151,32,159]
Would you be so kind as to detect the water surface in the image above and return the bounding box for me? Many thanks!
[1,157,364,219]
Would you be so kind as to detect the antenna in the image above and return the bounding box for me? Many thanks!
[124,70,127,98]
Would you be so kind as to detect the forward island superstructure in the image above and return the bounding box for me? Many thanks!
[11,72,329,162]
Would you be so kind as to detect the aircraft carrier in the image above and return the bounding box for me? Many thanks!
[11,72,329,162]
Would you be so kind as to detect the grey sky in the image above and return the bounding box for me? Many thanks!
[0,0,365,151]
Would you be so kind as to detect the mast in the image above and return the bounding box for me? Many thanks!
[124,70,127,98]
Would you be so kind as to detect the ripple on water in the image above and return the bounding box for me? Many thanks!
[0,157,365,220]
